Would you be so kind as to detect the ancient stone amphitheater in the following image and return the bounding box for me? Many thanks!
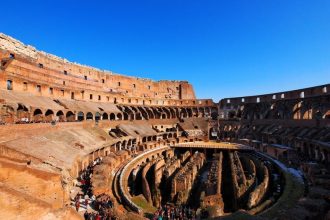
[0,33,329,220]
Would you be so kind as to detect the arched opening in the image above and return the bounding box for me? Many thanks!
[56,110,65,122]
[66,111,75,122]
[293,101,302,119]
[323,110,330,119]
[17,104,29,122]
[110,113,116,120]
[102,112,108,120]
[135,112,142,120]
[122,140,127,149]
[45,109,54,122]
[95,112,101,121]
[77,112,84,121]
[117,113,122,120]
[33,109,43,122]
[2,105,15,123]
[123,112,129,120]
[211,111,219,120]
[86,112,93,120]
[228,110,236,119]
[138,107,149,120]
[180,109,187,118]
[303,109,313,119]
[198,108,205,117]
[145,107,154,119]
[186,108,193,117]
[192,108,198,117]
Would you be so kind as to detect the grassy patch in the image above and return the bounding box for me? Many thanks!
[131,195,157,217]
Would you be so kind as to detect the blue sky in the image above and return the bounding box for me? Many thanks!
[1,0,329,101]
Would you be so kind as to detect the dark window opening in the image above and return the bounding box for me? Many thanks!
[71,92,75,99]
[118,82,121,86]
[64,70,68,75]
[49,87,53,94]
[63,81,65,85]
[6,80,13,90]
[36,85,41,92]
[102,79,105,83]
[98,95,101,101]
[38,63,44,68]
[23,82,28,90]
[9,53,15,59]
[90,94,93,100]
[84,76,87,80]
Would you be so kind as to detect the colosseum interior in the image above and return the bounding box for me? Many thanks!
[0,33,329,220]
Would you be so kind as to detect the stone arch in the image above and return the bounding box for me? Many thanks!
[152,108,161,119]
[16,104,29,122]
[77,111,84,121]
[161,113,167,119]
[86,112,93,120]
[33,109,43,122]
[228,110,236,119]
[123,112,129,120]
[302,108,313,119]
[293,101,303,119]
[211,111,218,120]
[169,108,176,118]
[110,113,116,120]
[102,112,109,120]
[135,112,142,120]
[145,107,154,119]
[95,112,101,121]
[122,140,127,149]
[117,113,123,120]
[162,107,171,119]
[186,108,193,117]
[116,141,122,151]
[180,108,188,118]
[127,139,132,147]
[45,109,54,122]
[56,110,65,122]
[192,108,198,117]
[138,107,149,120]
[163,133,168,139]
[66,111,75,122]
[198,107,205,117]
[323,110,330,119]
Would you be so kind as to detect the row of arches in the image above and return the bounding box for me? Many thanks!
[2,104,218,124]
[225,98,330,120]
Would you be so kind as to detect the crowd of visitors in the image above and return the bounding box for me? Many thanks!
[153,204,196,220]
[72,157,119,220]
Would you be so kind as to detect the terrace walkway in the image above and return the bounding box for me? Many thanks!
[171,141,254,150]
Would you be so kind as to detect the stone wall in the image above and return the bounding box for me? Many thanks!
[0,33,202,103]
